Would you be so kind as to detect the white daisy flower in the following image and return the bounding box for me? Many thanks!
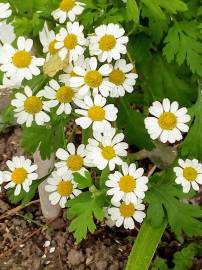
[45,170,81,208]
[107,59,138,97]
[69,56,114,97]
[107,200,146,229]
[0,3,12,20]
[86,127,128,171]
[52,0,85,23]
[75,94,118,132]
[106,162,148,203]
[144,98,191,144]
[11,86,50,127]
[174,158,202,193]
[59,54,85,84]
[39,22,58,60]
[55,21,86,61]
[89,23,128,63]
[38,79,80,115]
[3,156,38,196]
[0,22,15,45]
[55,143,89,175]
[0,75,21,90]
[0,36,45,83]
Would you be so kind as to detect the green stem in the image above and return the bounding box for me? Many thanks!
[125,219,167,270]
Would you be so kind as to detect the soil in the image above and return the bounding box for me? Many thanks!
[0,127,201,270]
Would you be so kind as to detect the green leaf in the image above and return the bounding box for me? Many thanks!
[127,0,139,25]
[67,191,106,242]
[73,171,92,189]
[151,257,169,270]
[99,166,110,189]
[125,219,167,270]
[21,120,66,160]
[163,21,202,76]
[146,173,202,236]
[117,98,154,150]
[1,105,14,127]
[181,85,202,160]
[138,54,197,106]
[173,244,197,270]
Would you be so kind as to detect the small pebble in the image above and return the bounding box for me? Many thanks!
[49,247,56,253]
[43,240,50,247]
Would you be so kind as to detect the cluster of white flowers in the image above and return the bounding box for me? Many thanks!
[0,0,201,231]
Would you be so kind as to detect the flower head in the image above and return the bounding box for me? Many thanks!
[174,159,202,193]
[75,94,118,132]
[38,79,80,115]
[69,56,113,97]
[108,59,138,97]
[3,156,38,196]
[11,86,50,127]
[86,128,128,171]
[55,143,90,175]
[55,21,86,61]
[0,36,44,83]
[107,200,146,229]
[45,170,81,208]
[52,0,85,23]
[89,23,128,63]
[39,22,59,60]
[145,98,191,143]
[106,162,148,203]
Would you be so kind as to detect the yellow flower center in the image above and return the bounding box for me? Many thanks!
[84,70,103,88]
[118,175,136,193]
[67,155,83,171]
[88,106,105,121]
[101,146,115,160]
[12,50,32,68]
[120,202,135,217]
[183,167,197,181]
[158,112,177,130]
[24,96,43,114]
[109,69,125,86]
[57,180,73,196]
[48,40,58,55]
[64,34,77,50]
[56,86,75,103]
[59,0,75,11]
[11,168,27,184]
[99,34,116,51]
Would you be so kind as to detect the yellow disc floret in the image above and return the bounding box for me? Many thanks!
[183,167,197,181]
[48,40,58,55]
[109,69,125,86]
[118,175,136,193]
[120,202,135,217]
[67,155,83,171]
[88,106,105,121]
[101,146,115,160]
[57,180,73,196]
[11,168,27,184]
[84,70,103,88]
[99,34,116,51]
[12,50,32,68]
[56,86,75,103]
[59,0,75,11]
[24,96,43,114]
[158,112,177,130]
[64,34,77,50]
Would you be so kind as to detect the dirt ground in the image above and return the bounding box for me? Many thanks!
[0,127,201,270]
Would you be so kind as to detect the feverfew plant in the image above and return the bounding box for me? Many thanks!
[0,1,202,270]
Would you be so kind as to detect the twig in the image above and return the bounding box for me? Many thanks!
[0,199,40,220]
[148,165,157,178]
